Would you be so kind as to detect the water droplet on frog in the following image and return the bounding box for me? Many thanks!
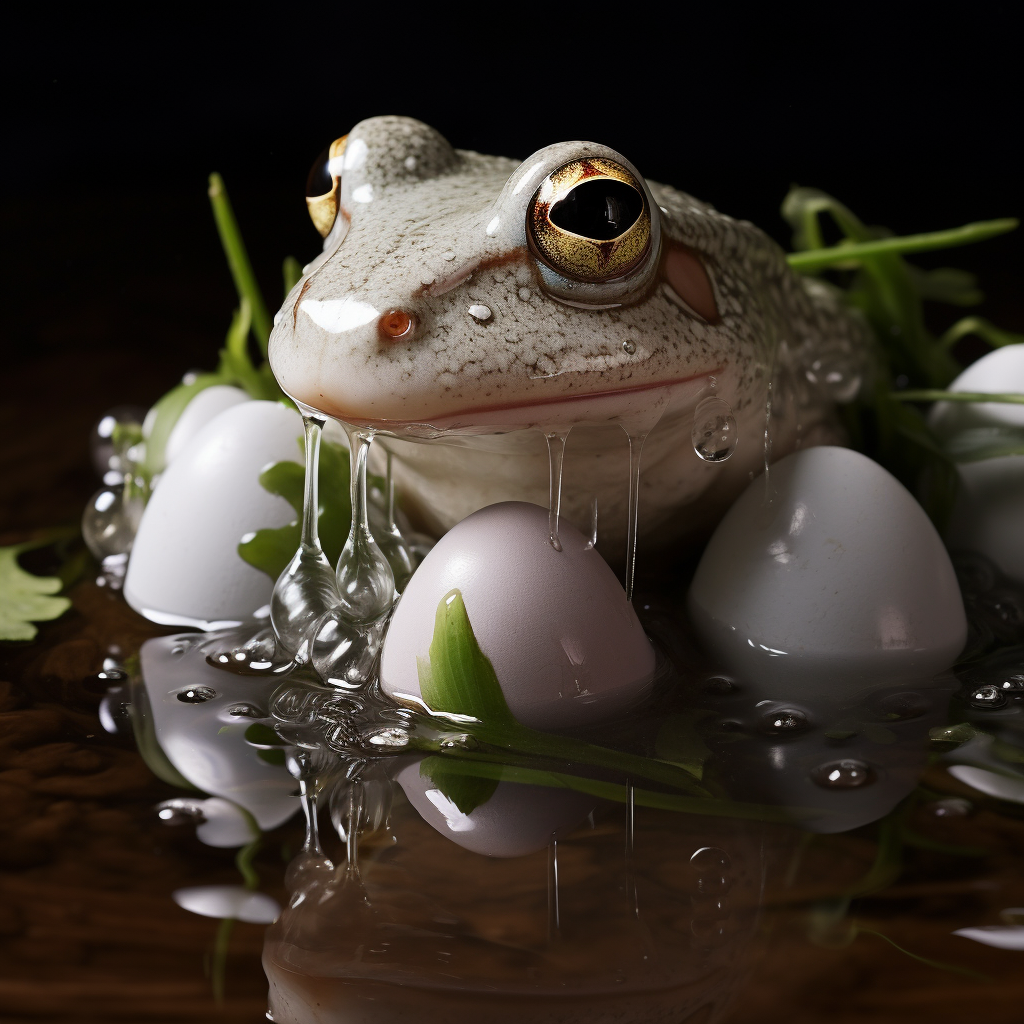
[622,340,636,355]
[970,684,1008,709]
[518,287,531,301]
[759,708,809,735]
[441,250,456,261]
[177,686,216,704]
[691,397,737,462]
[468,304,492,323]
[811,759,874,788]
[929,797,973,818]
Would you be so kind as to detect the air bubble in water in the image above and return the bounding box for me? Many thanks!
[970,684,1008,709]
[759,708,809,735]
[177,686,216,704]
[691,397,737,462]
[999,675,1024,692]
[930,797,973,818]
[811,759,874,788]
[89,405,147,477]
[82,484,145,559]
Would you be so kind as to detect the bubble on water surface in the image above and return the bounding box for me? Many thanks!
[177,686,216,704]
[691,397,737,462]
[811,759,875,788]
[929,797,973,818]
[758,708,810,735]
[82,484,144,559]
[970,684,1008,709]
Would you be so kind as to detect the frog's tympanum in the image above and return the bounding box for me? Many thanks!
[269,116,869,553]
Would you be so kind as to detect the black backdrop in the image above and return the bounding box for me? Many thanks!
[1,5,1021,529]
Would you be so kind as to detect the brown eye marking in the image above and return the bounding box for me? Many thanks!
[305,134,348,238]
[528,158,651,281]
[663,242,720,324]
[378,308,415,341]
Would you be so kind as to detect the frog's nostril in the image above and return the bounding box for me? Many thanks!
[378,308,416,341]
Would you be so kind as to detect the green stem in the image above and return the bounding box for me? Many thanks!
[208,173,273,355]
[856,927,990,982]
[210,916,235,1003]
[893,390,1024,405]
[787,218,1018,271]
[939,315,1024,350]
[235,834,263,891]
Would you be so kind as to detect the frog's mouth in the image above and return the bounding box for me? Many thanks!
[339,370,721,438]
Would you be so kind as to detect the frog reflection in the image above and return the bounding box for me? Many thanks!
[269,116,870,551]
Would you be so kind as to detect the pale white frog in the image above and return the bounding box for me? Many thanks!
[269,116,869,556]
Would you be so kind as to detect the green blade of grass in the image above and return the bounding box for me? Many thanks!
[893,390,1024,405]
[208,173,273,355]
[787,219,1018,271]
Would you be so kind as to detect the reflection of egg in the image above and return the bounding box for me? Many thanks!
[125,401,302,628]
[381,501,655,730]
[396,760,595,857]
[928,344,1024,584]
[688,447,966,697]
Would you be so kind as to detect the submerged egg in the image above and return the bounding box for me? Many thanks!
[688,446,967,696]
[125,401,303,628]
[928,344,1024,585]
[381,501,655,730]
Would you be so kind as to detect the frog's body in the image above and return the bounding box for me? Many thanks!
[269,117,869,555]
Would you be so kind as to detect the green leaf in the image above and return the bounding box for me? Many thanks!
[907,266,983,307]
[421,589,517,728]
[238,438,353,579]
[258,748,287,766]
[420,755,499,814]
[0,544,71,641]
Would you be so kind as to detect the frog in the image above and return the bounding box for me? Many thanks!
[268,116,870,558]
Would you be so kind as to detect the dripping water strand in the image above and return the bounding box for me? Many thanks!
[270,411,339,658]
[345,782,364,876]
[547,839,561,942]
[586,496,598,551]
[625,779,638,917]
[336,425,395,623]
[624,431,648,604]
[544,430,569,552]
[299,776,322,856]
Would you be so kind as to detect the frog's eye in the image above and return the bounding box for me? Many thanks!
[528,159,651,281]
[305,135,348,238]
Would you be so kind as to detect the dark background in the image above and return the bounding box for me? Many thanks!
[1,5,1021,531]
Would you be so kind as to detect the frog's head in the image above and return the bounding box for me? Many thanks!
[269,115,770,436]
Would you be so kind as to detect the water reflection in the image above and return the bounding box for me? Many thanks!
[120,582,1024,1023]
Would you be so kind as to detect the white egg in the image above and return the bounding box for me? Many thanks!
[125,401,303,628]
[928,344,1024,584]
[396,760,595,858]
[688,446,967,698]
[164,384,251,465]
[380,501,655,731]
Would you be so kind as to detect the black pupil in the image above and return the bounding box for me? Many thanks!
[306,146,334,199]
[549,179,643,240]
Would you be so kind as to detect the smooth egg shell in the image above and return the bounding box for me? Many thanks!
[381,501,655,731]
[125,401,302,627]
[164,385,251,465]
[688,446,967,696]
[928,344,1024,584]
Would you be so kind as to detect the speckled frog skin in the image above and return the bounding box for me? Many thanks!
[269,116,870,555]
